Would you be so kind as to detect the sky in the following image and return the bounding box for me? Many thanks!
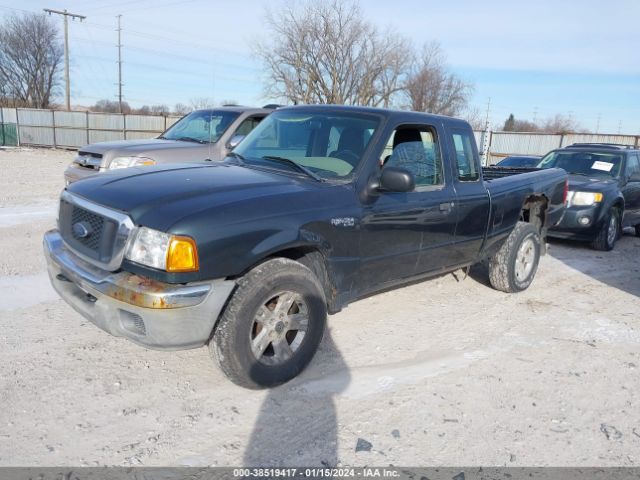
[1,0,639,134]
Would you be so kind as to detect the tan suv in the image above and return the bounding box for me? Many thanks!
[65,106,274,184]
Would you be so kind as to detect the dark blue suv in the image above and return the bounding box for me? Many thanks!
[538,143,640,250]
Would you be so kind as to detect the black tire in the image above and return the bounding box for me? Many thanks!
[489,221,542,293]
[591,208,620,251]
[635,224,640,238]
[210,257,327,389]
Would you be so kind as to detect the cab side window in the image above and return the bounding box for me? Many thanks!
[382,126,443,187]
[452,131,479,181]
[234,116,265,136]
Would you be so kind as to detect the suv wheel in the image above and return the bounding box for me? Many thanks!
[210,258,326,389]
[592,208,620,251]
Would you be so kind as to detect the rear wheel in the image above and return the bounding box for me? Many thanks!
[635,224,640,237]
[210,258,327,389]
[489,221,542,293]
[592,208,620,251]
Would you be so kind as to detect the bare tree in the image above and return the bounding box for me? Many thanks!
[150,104,170,115]
[503,113,539,132]
[190,97,216,110]
[92,99,131,114]
[173,103,191,115]
[463,107,485,131]
[502,113,585,133]
[403,41,472,116]
[256,0,410,107]
[540,114,584,134]
[0,13,63,108]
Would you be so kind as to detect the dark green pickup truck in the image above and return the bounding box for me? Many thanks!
[45,105,567,388]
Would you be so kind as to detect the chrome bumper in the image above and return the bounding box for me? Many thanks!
[44,229,235,350]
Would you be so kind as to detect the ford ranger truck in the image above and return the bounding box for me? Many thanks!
[64,106,273,184]
[44,105,567,389]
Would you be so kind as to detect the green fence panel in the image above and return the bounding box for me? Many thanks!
[0,123,18,146]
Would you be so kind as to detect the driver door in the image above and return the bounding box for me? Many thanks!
[357,124,458,293]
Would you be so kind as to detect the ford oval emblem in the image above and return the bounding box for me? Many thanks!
[72,222,91,239]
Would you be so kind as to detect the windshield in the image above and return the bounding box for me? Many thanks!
[161,110,239,143]
[231,110,380,180]
[497,156,540,167]
[537,150,623,178]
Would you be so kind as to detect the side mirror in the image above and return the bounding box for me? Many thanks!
[226,134,246,150]
[379,166,415,192]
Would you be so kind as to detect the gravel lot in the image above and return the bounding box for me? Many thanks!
[1,147,639,467]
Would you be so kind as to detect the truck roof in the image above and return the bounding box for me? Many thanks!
[193,106,273,115]
[275,104,472,129]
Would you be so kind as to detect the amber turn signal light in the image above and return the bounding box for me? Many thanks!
[166,235,199,272]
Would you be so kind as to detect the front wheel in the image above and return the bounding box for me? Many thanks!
[210,258,327,389]
[634,224,640,238]
[489,221,542,293]
[591,208,620,251]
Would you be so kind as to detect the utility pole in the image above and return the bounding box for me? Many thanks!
[481,97,492,167]
[533,106,538,124]
[484,97,491,131]
[116,15,124,113]
[595,113,601,133]
[44,9,86,111]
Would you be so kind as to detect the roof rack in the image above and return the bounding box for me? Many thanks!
[262,104,284,109]
[566,143,636,150]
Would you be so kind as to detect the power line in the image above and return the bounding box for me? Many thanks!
[43,8,86,110]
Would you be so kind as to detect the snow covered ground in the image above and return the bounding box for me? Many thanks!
[1,147,639,467]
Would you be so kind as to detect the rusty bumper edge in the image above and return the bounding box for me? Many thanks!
[44,229,210,309]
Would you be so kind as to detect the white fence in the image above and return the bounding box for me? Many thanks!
[485,131,640,164]
[1,107,639,163]
[0,107,182,148]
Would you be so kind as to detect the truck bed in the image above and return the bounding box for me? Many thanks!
[482,166,541,181]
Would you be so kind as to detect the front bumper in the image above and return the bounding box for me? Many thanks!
[44,230,235,350]
[548,205,604,241]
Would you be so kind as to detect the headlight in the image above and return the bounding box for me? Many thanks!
[567,191,603,207]
[108,156,156,170]
[125,226,199,272]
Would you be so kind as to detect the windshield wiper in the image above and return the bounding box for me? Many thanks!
[261,156,324,182]
[226,151,246,163]
[175,136,207,144]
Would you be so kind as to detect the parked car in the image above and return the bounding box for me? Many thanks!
[538,143,640,250]
[44,105,567,388]
[64,105,274,184]
[495,155,542,168]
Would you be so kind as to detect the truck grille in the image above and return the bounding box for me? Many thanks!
[58,191,134,271]
[74,152,103,170]
[70,206,105,251]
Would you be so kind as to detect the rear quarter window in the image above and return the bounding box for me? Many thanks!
[451,131,479,181]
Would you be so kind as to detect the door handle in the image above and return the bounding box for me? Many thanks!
[439,202,454,212]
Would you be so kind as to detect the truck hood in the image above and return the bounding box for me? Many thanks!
[67,163,324,231]
[567,174,618,192]
[80,138,207,156]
